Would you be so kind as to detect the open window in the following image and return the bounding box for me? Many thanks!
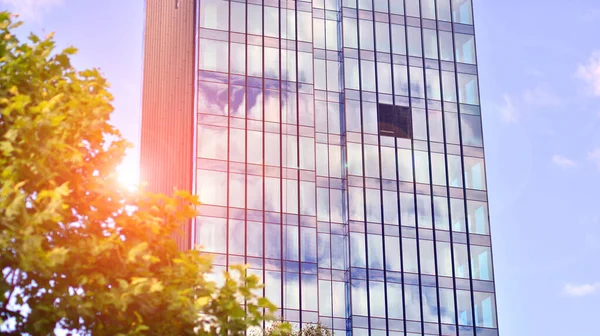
[378,104,412,139]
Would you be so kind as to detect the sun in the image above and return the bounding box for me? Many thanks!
[116,160,140,192]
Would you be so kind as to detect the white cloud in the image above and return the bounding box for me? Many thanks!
[588,148,600,170]
[497,94,518,123]
[0,0,64,21]
[495,85,562,123]
[552,155,577,168]
[577,51,600,97]
[523,85,563,109]
[563,282,600,297]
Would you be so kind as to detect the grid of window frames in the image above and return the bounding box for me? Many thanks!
[194,0,498,335]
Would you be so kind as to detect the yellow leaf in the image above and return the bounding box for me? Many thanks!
[149,280,164,293]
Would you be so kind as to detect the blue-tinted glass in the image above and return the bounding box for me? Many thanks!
[350,232,366,267]
[468,200,490,235]
[474,292,497,328]
[197,216,226,253]
[422,286,439,322]
[471,245,493,281]
[367,234,384,269]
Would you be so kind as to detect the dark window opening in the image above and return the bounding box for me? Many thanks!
[378,104,412,139]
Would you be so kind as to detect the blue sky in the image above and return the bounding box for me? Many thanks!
[2,0,600,334]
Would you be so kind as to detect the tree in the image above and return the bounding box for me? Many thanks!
[0,11,289,336]
[262,322,333,336]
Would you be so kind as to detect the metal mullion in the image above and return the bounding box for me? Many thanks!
[368,1,391,335]
[190,0,200,250]
[277,0,285,320]
[352,4,373,334]
[402,1,425,334]
[313,3,334,324]
[335,5,354,333]
[261,0,268,328]
[384,0,409,333]
[433,6,463,336]
[448,0,478,333]
[225,2,233,272]
[292,2,304,327]
[416,0,444,334]
[465,0,501,332]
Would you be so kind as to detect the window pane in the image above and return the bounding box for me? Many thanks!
[298,11,312,42]
[387,283,404,319]
[431,152,447,186]
[464,156,486,190]
[407,26,422,57]
[397,148,414,182]
[196,217,226,253]
[265,6,279,37]
[230,2,245,33]
[314,18,325,49]
[393,64,409,96]
[452,0,473,24]
[390,0,404,15]
[367,234,384,269]
[200,0,228,30]
[375,22,390,52]
[423,29,438,59]
[199,39,228,72]
[451,197,466,232]
[247,4,262,35]
[378,62,393,94]
[422,286,439,323]
[400,193,416,227]
[366,188,382,223]
[468,200,490,235]
[414,150,430,184]
[352,280,368,316]
[420,240,436,275]
[391,24,407,55]
[406,0,420,17]
[474,292,498,328]
[455,33,476,64]
[454,243,470,278]
[409,66,425,98]
[437,242,453,277]
[385,236,401,271]
[198,125,227,160]
[458,73,480,105]
[359,19,374,50]
[439,288,456,324]
[404,285,422,321]
[197,170,227,206]
[457,290,474,326]
[461,114,483,147]
[369,281,386,317]
[434,196,450,230]
[442,71,457,102]
[438,0,452,21]
[471,245,493,281]
[402,238,418,273]
[374,0,388,12]
[361,60,376,92]
[301,227,317,262]
[426,69,441,100]
[439,31,455,61]
[417,194,433,228]
[343,18,358,48]
[448,154,463,188]
[351,232,366,267]
[326,20,341,51]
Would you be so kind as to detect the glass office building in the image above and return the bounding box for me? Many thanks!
[141,0,499,335]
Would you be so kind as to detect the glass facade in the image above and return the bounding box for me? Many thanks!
[194,0,498,334]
